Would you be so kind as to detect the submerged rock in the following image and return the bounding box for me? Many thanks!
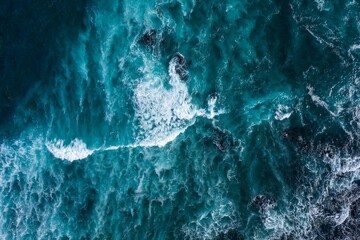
[353,179,360,187]
[172,52,188,81]
[282,127,312,151]
[350,198,360,219]
[174,52,185,66]
[249,194,275,212]
[212,126,237,152]
[139,29,157,46]
[215,229,244,240]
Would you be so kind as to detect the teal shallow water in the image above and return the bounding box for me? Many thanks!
[1,0,360,239]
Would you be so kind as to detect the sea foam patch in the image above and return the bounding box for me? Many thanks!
[45,138,94,161]
[133,55,202,147]
[275,104,293,121]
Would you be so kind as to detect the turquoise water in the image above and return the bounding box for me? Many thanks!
[1,0,360,239]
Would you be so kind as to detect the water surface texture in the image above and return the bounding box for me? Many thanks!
[1,0,360,239]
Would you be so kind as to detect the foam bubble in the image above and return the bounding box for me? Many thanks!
[45,139,94,162]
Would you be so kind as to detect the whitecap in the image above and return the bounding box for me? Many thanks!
[45,138,94,162]
[132,55,201,147]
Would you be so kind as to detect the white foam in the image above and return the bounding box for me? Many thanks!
[206,95,225,119]
[102,126,191,151]
[307,85,336,116]
[105,90,223,150]
[47,55,226,161]
[136,126,190,147]
[45,139,94,162]
[304,27,334,48]
[275,104,293,121]
[133,57,201,147]
[182,199,238,239]
[334,206,350,226]
[347,44,360,60]
[350,44,360,51]
[263,210,287,231]
[315,0,325,11]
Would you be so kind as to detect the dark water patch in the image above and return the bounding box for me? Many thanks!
[215,229,244,240]
[249,194,276,213]
[0,0,89,130]
[212,126,237,152]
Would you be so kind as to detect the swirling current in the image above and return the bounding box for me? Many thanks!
[1,0,360,239]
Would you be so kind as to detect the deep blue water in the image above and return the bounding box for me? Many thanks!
[1,0,360,239]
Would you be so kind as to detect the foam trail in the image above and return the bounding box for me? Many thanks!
[46,129,193,161]
[135,126,190,147]
[47,56,226,161]
[307,85,336,116]
[104,126,191,150]
[350,44,360,51]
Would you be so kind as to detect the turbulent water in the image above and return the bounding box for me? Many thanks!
[1,0,360,239]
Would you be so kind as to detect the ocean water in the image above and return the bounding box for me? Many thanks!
[1,0,360,239]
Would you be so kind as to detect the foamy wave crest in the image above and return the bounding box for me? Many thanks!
[45,139,94,161]
[133,55,203,147]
